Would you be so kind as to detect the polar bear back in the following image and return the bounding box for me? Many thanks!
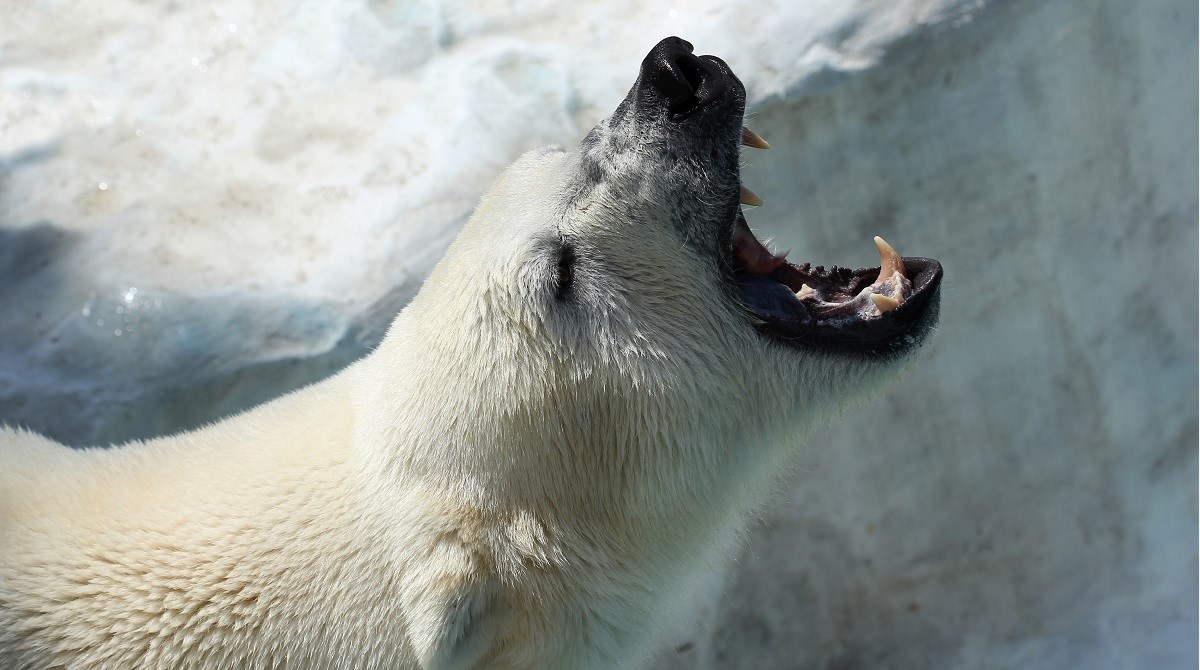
[0,372,423,668]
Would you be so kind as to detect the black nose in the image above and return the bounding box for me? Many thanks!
[638,36,733,120]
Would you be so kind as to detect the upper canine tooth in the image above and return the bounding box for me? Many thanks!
[741,126,770,150]
[740,185,763,207]
[873,236,907,283]
[870,293,901,313]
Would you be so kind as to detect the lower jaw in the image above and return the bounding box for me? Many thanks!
[730,211,943,353]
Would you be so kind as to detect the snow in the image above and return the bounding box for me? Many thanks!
[1,0,976,443]
[1,0,1194,668]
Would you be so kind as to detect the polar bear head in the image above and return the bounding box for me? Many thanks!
[360,37,942,519]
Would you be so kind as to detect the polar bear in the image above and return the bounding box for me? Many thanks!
[0,37,941,669]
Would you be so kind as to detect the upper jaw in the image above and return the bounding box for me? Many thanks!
[572,37,745,206]
[600,36,748,170]
[594,37,749,264]
[628,37,942,356]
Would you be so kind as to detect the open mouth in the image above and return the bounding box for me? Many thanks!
[729,129,943,353]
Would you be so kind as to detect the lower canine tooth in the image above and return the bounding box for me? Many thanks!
[870,293,901,313]
[740,185,763,207]
[873,236,907,283]
[796,284,815,299]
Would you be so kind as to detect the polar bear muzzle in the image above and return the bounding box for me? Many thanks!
[632,37,945,356]
[586,37,943,356]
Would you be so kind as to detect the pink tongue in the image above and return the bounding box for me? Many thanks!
[733,216,783,275]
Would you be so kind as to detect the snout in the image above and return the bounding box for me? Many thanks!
[578,36,750,270]
[634,37,745,121]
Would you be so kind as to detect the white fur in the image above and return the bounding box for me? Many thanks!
[1,144,918,668]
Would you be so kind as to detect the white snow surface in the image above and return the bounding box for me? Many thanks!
[2,1,1196,668]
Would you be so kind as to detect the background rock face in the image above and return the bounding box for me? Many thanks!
[2,1,1195,668]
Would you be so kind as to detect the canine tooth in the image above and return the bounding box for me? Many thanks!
[870,293,901,313]
[740,185,763,207]
[796,284,815,299]
[741,126,770,149]
[873,236,907,283]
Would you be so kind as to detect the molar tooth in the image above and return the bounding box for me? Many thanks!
[740,185,763,207]
[870,293,901,313]
[873,236,907,283]
[796,284,815,299]
[741,126,770,149]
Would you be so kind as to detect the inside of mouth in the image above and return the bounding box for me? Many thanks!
[731,210,913,325]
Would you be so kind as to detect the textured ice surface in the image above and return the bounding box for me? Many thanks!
[1,1,1195,668]
[653,3,1198,668]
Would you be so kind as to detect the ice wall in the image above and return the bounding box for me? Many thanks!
[655,2,1198,668]
[1,0,1195,668]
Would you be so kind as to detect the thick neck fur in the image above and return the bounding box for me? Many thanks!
[340,187,882,666]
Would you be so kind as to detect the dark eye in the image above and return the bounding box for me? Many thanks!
[555,243,576,300]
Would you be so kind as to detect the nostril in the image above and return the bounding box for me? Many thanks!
[637,37,733,121]
[666,55,726,120]
[639,36,698,105]
[662,35,694,55]
[673,55,704,95]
